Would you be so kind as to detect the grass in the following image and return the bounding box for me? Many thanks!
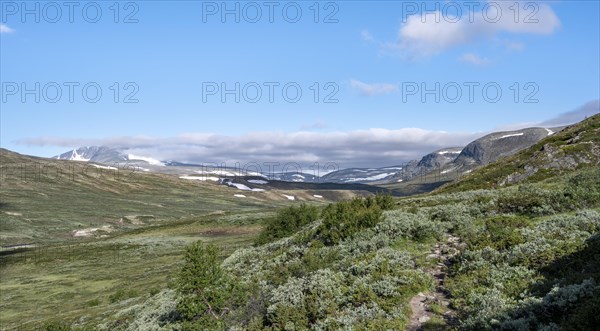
[0,216,262,329]
[0,148,360,246]
[0,149,373,329]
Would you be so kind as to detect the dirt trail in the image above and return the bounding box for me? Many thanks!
[407,235,461,331]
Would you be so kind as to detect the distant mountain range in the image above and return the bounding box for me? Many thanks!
[53,125,564,185]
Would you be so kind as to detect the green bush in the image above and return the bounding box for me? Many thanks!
[466,216,529,251]
[255,204,319,245]
[496,185,566,216]
[375,193,396,210]
[564,168,600,208]
[176,241,246,328]
[317,197,384,245]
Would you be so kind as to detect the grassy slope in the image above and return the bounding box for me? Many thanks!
[0,149,373,246]
[0,149,381,329]
[0,150,292,328]
[0,148,271,246]
[0,217,263,329]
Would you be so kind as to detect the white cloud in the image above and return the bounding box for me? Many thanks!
[350,79,398,96]
[16,129,481,168]
[396,1,560,57]
[0,24,15,34]
[360,30,375,42]
[459,53,491,66]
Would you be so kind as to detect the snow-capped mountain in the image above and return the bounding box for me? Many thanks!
[453,127,557,166]
[54,146,165,166]
[55,125,564,185]
[55,146,128,163]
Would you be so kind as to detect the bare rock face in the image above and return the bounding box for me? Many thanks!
[454,128,552,166]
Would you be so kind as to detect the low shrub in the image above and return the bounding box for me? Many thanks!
[564,168,600,208]
[316,197,384,245]
[175,241,247,329]
[255,204,319,245]
[496,185,566,216]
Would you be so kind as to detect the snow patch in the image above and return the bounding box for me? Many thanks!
[128,154,165,166]
[90,164,117,170]
[70,149,90,161]
[345,173,393,182]
[282,194,295,200]
[437,150,459,155]
[234,194,246,198]
[179,175,220,181]
[248,179,268,185]
[545,128,554,136]
[397,179,403,182]
[496,133,524,139]
[313,195,323,198]
[194,169,266,177]
[226,182,265,192]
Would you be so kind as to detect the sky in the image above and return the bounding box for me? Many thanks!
[1,0,599,168]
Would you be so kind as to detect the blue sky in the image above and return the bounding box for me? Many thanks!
[1,1,599,167]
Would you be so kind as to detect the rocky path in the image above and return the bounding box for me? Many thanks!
[407,235,461,331]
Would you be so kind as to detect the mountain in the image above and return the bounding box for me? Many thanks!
[319,126,561,185]
[269,172,320,183]
[417,147,463,168]
[52,124,565,186]
[453,127,556,167]
[55,146,128,163]
[55,146,165,166]
[441,114,600,192]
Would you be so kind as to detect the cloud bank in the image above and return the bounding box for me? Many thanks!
[17,129,480,168]
[16,100,597,169]
[540,99,600,127]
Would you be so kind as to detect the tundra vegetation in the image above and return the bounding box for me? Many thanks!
[6,116,600,330]
[113,168,599,330]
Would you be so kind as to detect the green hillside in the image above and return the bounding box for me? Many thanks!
[440,114,600,193]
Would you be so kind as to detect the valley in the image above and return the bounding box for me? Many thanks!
[1,115,598,329]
